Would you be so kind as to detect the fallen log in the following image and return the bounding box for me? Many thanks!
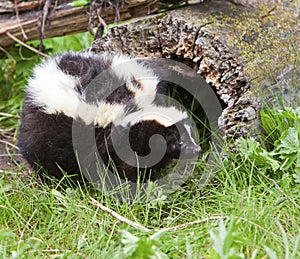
[0,0,187,49]
[91,0,300,140]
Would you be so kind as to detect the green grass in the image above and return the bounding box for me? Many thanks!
[1,150,299,258]
[0,34,300,258]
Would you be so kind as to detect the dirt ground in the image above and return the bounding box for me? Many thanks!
[0,130,31,176]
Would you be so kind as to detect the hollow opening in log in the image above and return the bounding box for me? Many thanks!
[166,55,229,110]
[165,81,211,152]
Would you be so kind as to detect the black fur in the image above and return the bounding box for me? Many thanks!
[18,98,78,180]
[58,52,137,105]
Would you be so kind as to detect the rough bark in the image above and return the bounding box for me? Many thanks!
[91,0,300,140]
[0,0,186,49]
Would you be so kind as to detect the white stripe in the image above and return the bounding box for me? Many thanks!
[116,105,188,127]
[184,124,198,145]
[27,56,81,119]
[111,54,159,108]
[26,52,163,128]
[27,54,127,127]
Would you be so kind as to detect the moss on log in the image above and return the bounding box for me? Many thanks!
[91,0,300,140]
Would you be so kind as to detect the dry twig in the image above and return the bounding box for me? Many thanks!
[38,0,51,52]
[14,0,27,40]
[89,197,151,232]
[90,196,227,232]
[163,215,228,231]
[0,140,19,150]
[5,31,48,57]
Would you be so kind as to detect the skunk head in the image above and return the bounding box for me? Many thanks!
[128,118,201,160]
[103,105,202,181]
[115,105,201,163]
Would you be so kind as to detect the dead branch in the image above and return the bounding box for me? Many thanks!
[6,31,48,57]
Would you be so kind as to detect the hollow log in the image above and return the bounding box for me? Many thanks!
[91,0,300,140]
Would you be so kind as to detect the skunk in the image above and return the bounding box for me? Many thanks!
[18,51,201,182]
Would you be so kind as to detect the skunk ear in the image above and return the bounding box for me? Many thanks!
[156,80,168,94]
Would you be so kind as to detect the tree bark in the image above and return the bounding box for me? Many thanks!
[91,0,300,140]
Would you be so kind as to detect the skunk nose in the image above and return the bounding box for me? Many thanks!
[180,143,202,159]
[192,144,202,154]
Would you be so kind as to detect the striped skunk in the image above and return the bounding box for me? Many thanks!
[18,51,201,182]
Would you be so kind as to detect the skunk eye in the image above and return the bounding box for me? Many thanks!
[131,77,142,89]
